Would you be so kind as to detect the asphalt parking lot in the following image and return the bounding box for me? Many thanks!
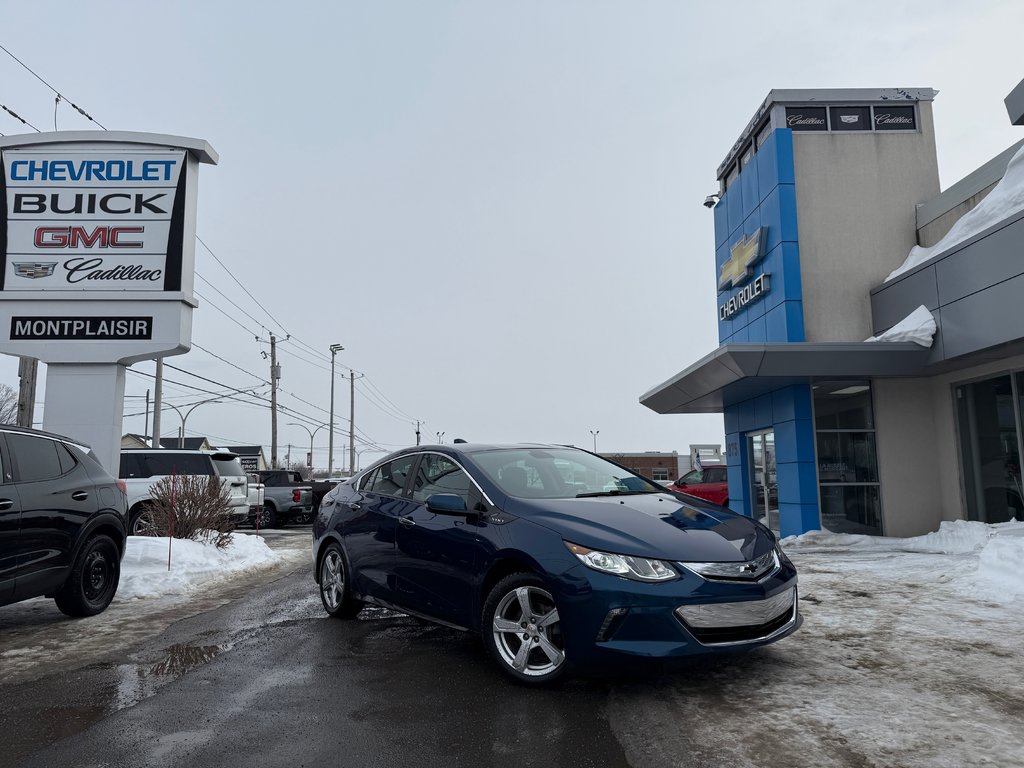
[1,532,1022,767]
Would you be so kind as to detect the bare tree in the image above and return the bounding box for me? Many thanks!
[0,383,18,425]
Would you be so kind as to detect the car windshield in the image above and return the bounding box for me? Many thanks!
[470,448,664,499]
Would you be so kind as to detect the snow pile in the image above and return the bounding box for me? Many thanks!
[783,519,1024,599]
[116,532,282,601]
[864,304,937,347]
[886,142,1024,281]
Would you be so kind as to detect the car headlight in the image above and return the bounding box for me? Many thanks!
[565,542,677,582]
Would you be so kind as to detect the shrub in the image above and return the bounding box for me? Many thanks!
[144,474,235,549]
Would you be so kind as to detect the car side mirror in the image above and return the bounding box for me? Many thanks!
[425,493,469,514]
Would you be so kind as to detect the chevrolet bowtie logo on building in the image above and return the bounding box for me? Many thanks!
[718,228,766,292]
[13,262,58,279]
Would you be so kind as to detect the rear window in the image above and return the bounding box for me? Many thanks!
[212,457,245,478]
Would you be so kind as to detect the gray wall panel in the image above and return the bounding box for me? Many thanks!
[939,273,1024,359]
[869,268,939,334]
[934,214,1024,304]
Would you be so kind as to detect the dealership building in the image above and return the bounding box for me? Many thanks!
[642,81,1024,538]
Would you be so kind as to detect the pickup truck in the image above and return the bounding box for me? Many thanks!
[255,470,338,516]
[245,473,267,528]
[254,470,315,527]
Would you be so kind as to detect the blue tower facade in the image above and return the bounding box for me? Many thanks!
[713,129,819,538]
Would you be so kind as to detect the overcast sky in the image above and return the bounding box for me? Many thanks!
[2,1,1022,469]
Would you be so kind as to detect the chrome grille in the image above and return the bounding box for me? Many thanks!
[677,548,780,582]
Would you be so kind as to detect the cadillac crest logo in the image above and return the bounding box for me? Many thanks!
[13,262,58,279]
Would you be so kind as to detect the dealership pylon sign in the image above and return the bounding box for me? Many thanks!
[0,132,217,472]
[0,131,217,363]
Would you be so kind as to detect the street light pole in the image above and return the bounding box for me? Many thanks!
[289,422,328,480]
[163,393,248,448]
[328,343,344,476]
[590,429,600,453]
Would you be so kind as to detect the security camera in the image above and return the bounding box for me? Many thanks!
[703,194,720,208]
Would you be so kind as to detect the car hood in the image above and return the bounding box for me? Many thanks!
[514,492,774,562]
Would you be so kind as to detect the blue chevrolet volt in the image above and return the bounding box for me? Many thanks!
[313,443,800,685]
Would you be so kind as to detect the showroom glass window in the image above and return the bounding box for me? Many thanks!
[955,373,1024,523]
[813,381,882,535]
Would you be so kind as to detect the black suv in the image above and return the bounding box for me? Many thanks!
[0,426,128,616]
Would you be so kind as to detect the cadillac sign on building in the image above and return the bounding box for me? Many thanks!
[0,131,217,472]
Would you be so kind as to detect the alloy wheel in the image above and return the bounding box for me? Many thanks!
[491,585,565,677]
[321,549,344,611]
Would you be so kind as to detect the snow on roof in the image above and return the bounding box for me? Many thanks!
[887,142,1024,282]
[864,304,937,346]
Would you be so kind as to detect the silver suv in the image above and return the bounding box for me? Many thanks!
[119,449,248,534]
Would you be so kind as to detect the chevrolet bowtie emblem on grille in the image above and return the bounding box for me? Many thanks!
[718,228,766,292]
[13,262,58,279]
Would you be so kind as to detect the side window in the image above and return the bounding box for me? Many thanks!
[8,434,64,482]
[706,467,727,483]
[681,470,702,484]
[57,443,78,474]
[365,455,416,497]
[412,455,471,506]
[142,453,211,476]
[119,453,140,478]
[359,467,380,491]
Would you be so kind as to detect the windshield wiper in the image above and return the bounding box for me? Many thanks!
[575,489,660,498]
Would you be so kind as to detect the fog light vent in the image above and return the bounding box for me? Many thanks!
[596,607,629,642]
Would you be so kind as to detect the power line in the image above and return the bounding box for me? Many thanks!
[196,236,288,336]
[0,42,106,129]
[195,272,274,334]
[193,288,263,337]
[192,342,269,386]
[1,102,40,132]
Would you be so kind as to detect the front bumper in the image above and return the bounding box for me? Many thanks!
[551,556,801,665]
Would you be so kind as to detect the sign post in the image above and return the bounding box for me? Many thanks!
[0,132,217,473]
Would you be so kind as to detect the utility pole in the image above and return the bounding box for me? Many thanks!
[328,343,344,476]
[416,420,421,445]
[143,389,150,440]
[152,359,163,448]
[270,335,280,468]
[16,356,37,428]
[349,371,356,475]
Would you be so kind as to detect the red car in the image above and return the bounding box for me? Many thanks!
[668,466,729,506]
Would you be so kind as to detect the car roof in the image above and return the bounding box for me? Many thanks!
[0,424,92,451]
[122,448,239,459]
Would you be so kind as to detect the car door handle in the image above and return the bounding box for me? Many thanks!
[347,502,361,511]
[397,516,416,528]
[0,499,13,511]
[72,490,89,501]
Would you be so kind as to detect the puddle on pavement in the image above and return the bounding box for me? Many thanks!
[107,642,234,712]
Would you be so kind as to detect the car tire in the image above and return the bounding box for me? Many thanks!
[294,511,313,525]
[129,505,158,536]
[263,503,279,528]
[54,534,121,617]
[318,542,363,619]
[481,572,567,686]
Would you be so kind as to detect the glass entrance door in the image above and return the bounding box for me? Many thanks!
[956,374,1024,523]
[748,430,778,533]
